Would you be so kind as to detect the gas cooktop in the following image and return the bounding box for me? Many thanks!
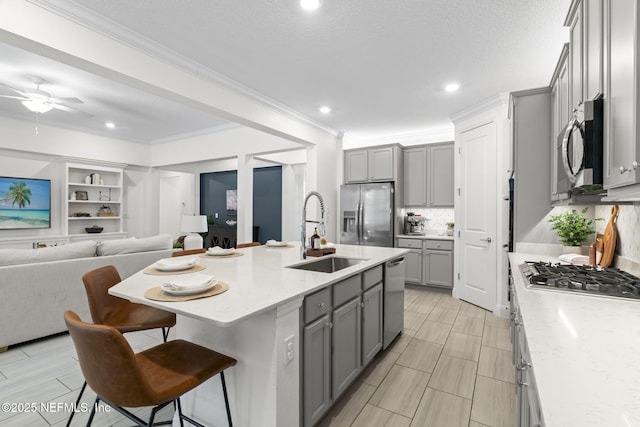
[519,261,640,300]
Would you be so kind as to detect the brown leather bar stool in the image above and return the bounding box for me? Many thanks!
[172,248,206,257]
[236,242,260,248]
[67,265,176,426]
[64,311,236,427]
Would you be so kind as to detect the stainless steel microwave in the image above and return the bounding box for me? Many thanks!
[560,96,604,188]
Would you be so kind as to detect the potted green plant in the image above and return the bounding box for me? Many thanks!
[548,207,598,253]
[446,222,454,236]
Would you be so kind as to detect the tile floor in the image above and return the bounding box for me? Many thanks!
[318,286,516,427]
[0,286,516,426]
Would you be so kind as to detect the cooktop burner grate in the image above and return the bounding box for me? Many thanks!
[519,261,640,300]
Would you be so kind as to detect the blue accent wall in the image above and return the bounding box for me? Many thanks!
[199,166,282,243]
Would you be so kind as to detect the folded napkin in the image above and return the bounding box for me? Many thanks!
[266,240,284,245]
[207,246,234,254]
[155,257,197,270]
[161,274,216,291]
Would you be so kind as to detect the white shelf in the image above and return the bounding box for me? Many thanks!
[65,163,124,236]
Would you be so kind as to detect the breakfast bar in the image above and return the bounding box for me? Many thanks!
[109,242,408,427]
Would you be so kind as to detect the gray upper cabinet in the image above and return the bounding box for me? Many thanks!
[567,0,584,113]
[428,144,455,207]
[603,0,640,191]
[584,0,603,100]
[403,147,428,205]
[403,142,454,208]
[344,145,400,183]
[550,44,570,201]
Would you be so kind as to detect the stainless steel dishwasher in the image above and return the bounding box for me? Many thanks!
[383,257,405,349]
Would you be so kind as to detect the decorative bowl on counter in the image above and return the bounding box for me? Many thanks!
[85,226,104,233]
[226,220,237,226]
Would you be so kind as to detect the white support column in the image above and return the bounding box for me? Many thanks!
[237,154,254,244]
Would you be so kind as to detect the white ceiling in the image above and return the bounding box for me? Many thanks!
[0,0,571,144]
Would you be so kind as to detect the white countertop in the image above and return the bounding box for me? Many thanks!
[110,243,408,327]
[509,252,640,427]
[396,233,454,241]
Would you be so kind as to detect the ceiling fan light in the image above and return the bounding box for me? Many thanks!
[22,99,53,114]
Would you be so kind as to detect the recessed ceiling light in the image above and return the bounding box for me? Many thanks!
[445,83,460,93]
[300,0,320,11]
[105,122,116,129]
[319,106,331,114]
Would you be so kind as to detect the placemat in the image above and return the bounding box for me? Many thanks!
[144,281,229,302]
[199,252,244,259]
[264,244,295,248]
[143,264,207,275]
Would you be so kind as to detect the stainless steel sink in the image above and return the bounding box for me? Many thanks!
[287,256,368,273]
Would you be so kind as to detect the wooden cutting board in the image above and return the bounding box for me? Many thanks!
[599,205,619,267]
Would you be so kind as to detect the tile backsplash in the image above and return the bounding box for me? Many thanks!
[400,208,454,231]
[595,204,640,263]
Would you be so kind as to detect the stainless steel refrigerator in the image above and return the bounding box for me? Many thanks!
[340,182,394,247]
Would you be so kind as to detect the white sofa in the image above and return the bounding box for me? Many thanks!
[0,235,174,349]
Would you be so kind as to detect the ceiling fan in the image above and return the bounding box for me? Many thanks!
[0,77,92,117]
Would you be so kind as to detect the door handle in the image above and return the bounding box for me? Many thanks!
[480,237,492,243]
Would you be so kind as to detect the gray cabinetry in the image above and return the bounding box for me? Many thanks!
[550,45,571,201]
[584,0,603,101]
[567,0,584,112]
[397,237,453,288]
[344,145,399,183]
[424,240,454,288]
[303,314,331,427]
[402,142,454,207]
[302,265,385,426]
[603,0,640,191]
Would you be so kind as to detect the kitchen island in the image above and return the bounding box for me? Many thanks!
[110,242,408,427]
[509,252,640,427]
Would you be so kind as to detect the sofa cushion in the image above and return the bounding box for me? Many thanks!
[96,234,172,256]
[0,240,97,266]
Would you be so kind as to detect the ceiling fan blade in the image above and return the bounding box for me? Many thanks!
[0,82,28,97]
[52,103,93,118]
[0,94,28,101]
[50,97,83,104]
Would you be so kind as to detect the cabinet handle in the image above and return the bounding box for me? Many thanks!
[619,161,638,174]
[325,322,333,329]
[359,302,365,308]
[517,362,532,371]
[318,302,326,310]
[517,380,529,387]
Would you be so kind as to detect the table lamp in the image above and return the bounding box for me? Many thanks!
[181,215,208,250]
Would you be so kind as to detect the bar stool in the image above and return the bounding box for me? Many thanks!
[66,265,176,426]
[64,311,236,427]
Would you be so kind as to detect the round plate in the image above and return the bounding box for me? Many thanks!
[266,241,288,247]
[207,248,236,256]
[154,259,197,272]
[161,280,217,296]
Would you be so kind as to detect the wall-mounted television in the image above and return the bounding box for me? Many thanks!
[0,176,51,229]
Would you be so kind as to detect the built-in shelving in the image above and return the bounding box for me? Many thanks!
[65,163,124,236]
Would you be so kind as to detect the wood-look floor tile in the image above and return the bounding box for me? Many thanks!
[407,300,437,315]
[442,332,481,362]
[396,339,443,373]
[389,329,415,354]
[427,307,458,325]
[369,365,430,418]
[414,320,451,345]
[405,291,419,309]
[459,302,487,319]
[0,379,71,423]
[360,349,400,387]
[481,326,512,351]
[410,387,472,427]
[413,289,444,305]
[317,380,376,427]
[2,411,48,427]
[471,376,517,427]
[469,421,490,427]
[484,312,510,329]
[478,346,515,384]
[435,295,462,310]
[451,313,484,337]
[404,310,428,331]
[429,355,478,399]
[351,404,412,427]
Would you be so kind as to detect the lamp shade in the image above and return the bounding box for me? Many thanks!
[181,215,208,233]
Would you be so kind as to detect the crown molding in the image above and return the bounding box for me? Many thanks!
[343,127,455,149]
[26,0,339,138]
[449,93,510,124]
[150,123,243,145]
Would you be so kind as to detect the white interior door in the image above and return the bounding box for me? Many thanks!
[456,121,498,311]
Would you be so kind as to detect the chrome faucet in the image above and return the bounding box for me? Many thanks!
[301,191,326,259]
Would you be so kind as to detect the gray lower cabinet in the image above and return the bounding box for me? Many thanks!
[424,249,453,288]
[303,313,331,427]
[332,296,362,399]
[397,238,453,288]
[362,283,383,366]
[404,249,423,284]
[303,266,385,427]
